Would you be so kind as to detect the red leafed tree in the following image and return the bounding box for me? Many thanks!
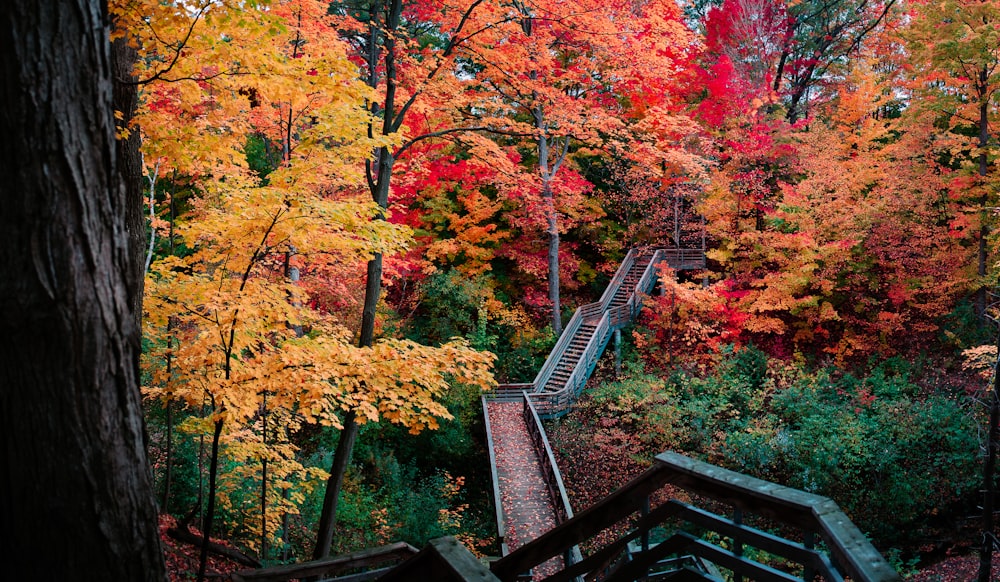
[0,1,167,579]
[703,0,897,122]
[464,0,696,333]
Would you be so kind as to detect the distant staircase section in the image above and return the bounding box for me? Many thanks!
[492,247,706,418]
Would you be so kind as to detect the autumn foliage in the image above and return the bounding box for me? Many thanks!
[100,0,1000,574]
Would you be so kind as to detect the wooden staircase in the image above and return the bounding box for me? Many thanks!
[481,247,707,574]
[495,247,705,417]
[229,245,900,582]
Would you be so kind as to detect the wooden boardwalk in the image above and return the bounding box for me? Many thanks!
[486,400,562,579]
[483,249,707,578]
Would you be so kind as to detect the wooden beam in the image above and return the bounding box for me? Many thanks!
[230,542,416,582]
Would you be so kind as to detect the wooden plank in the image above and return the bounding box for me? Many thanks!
[230,542,417,582]
[654,452,831,530]
[596,248,638,310]
[314,566,391,582]
[812,502,901,582]
[490,464,675,580]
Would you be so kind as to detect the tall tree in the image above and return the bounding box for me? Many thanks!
[0,1,167,580]
[906,5,1000,578]
[907,0,1000,318]
[467,0,695,334]
[312,0,503,557]
[767,0,898,122]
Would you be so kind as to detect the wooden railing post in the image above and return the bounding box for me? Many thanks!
[804,531,816,581]
[641,495,650,553]
[733,508,744,582]
[614,328,622,378]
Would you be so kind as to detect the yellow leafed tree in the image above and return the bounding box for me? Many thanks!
[128,0,496,572]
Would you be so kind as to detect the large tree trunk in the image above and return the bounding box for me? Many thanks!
[537,130,563,335]
[545,184,562,336]
[0,1,167,580]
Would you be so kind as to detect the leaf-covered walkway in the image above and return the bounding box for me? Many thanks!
[486,401,562,579]
[484,249,706,579]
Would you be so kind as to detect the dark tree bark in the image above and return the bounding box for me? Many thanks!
[0,1,167,581]
[976,66,990,319]
[313,2,397,557]
[111,28,146,329]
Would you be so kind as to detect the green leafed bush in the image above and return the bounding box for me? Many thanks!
[558,347,980,548]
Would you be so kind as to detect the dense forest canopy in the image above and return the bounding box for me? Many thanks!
[4,0,1000,579]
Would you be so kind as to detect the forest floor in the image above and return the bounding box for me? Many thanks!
[159,515,246,581]
[909,553,998,581]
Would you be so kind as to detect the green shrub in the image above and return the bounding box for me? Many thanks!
[564,351,980,548]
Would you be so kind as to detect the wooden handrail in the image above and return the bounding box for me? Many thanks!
[523,395,575,524]
[532,307,584,391]
[596,248,639,311]
[230,542,418,582]
[655,452,898,582]
[482,396,509,556]
[489,382,534,401]
[489,452,900,582]
[560,310,611,399]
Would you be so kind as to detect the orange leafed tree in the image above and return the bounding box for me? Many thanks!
[127,0,496,572]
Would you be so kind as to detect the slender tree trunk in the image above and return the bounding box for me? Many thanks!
[260,392,269,562]
[281,489,292,561]
[197,419,225,582]
[313,147,393,559]
[313,412,360,559]
[163,399,173,511]
[112,21,146,330]
[976,71,990,318]
[0,1,166,579]
[979,387,999,582]
[977,67,996,582]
